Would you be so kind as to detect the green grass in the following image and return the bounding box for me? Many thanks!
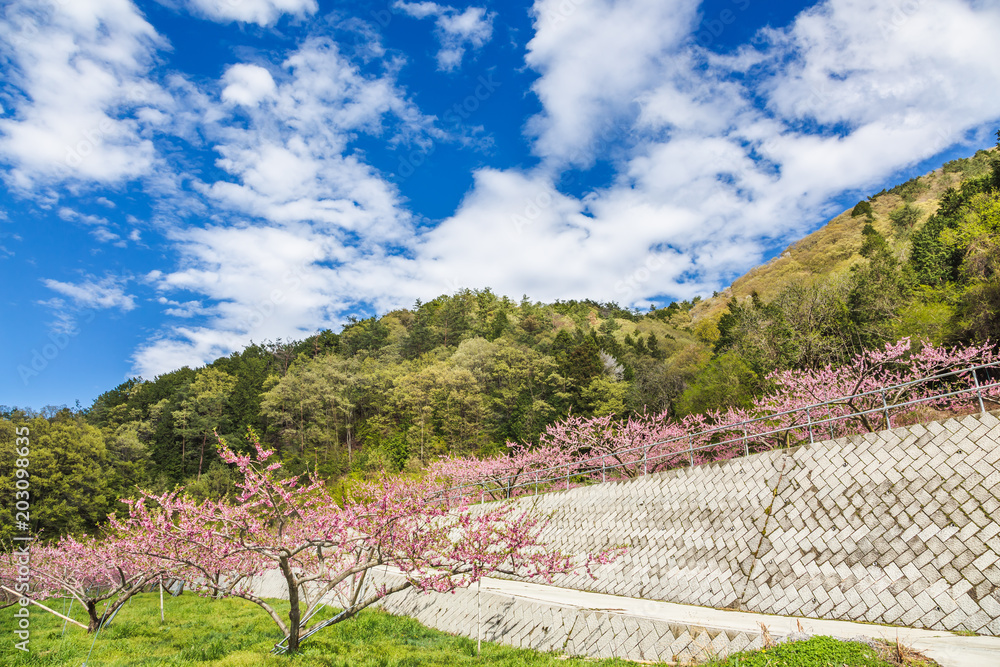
[1,595,939,666]
[702,636,936,667]
[0,592,639,666]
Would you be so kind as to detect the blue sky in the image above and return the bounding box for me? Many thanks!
[2,0,1000,410]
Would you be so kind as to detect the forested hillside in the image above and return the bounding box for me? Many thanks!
[3,139,999,541]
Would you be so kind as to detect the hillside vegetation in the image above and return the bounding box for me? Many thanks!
[2,137,999,541]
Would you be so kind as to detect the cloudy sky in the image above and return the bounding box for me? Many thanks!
[2,0,1000,408]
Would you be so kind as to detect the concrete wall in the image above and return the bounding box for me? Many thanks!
[492,410,1000,635]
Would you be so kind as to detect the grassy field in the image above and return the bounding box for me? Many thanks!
[0,592,934,666]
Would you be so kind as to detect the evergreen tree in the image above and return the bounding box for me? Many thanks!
[565,338,603,385]
[848,226,909,352]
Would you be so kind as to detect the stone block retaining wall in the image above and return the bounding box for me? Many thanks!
[495,411,1000,635]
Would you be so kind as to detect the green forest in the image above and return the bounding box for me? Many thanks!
[3,139,999,542]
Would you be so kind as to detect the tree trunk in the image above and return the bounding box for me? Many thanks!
[86,600,100,633]
[346,416,353,469]
[198,433,207,480]
[281,558,301,653]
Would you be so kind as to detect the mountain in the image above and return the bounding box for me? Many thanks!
[2,140,998,541]
[693,146,998,322]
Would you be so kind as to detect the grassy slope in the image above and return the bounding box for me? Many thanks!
[0,593,935,667]
[0,593,640,667]
[689,149,996,325]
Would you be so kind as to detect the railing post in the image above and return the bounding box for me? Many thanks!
[971,365,987,414]
[880,389,892,429]
[602,459,606,484]
[742,428,748,457]
[643,446,648,476]
[688,438,694,467]
[805,407,814,445]
[566,464,569,491]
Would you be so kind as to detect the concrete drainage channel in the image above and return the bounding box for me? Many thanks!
[375,570,765,663]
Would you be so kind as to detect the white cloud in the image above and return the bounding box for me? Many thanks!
[42,274,136,311]
[524,0,699,168]
[181,0,317,26]
[134,223,375,376]
[133,328,249,378]
[393,1,493,71]
[749,0,1000,135]
[91,227,121,244]
[132,37,439,376]
[393,2,440,19]
[156,296,212,318]
[199,39,433,238]
[56,206,133,245]
[0,0,169,189]
[413,168,701,303]
[221,64,277,107]
[57,208,109,226]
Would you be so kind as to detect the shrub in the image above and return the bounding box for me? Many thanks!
[889,203,921,230]
[888,176,928,202]
[851,200,873,218]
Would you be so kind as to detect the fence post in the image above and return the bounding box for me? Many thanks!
[805,408,814,445]
[742,428,748,457]
[880,389,892,429]
[566,464,569,491]
[688,438,694,467]
[971,365,986,414]
[602,459,606,484]
[643,446,648,476]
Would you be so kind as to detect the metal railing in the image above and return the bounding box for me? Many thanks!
[436,361,1000,504]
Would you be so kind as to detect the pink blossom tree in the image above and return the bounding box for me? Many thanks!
[539,411,692,479]
[427,441,577,500]
[6,534,164,632]
[112,428,619,653]
[430,338,999,491]
[759,337,999,441]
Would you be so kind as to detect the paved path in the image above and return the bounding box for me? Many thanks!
[471,575,1000,667]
